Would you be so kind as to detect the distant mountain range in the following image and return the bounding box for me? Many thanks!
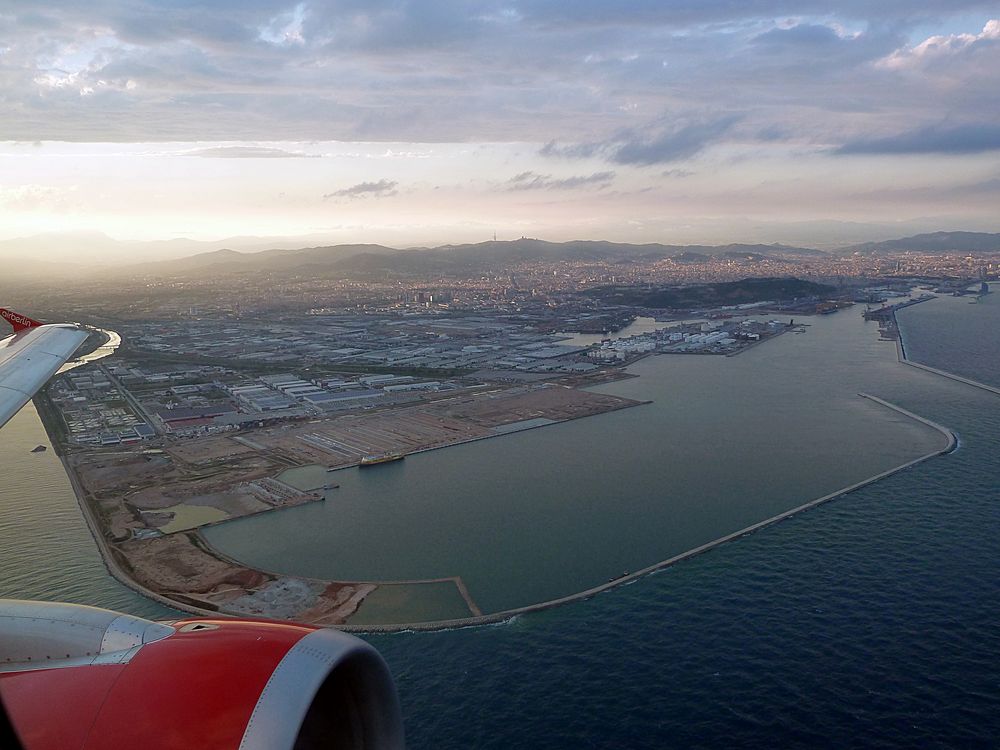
[331,240,828,276]
[129,244,399,275]
[582,278,834,308]
[2,231,999,282]
[118,239,827,278]
[0,230,352,265]
[836,231,1000,256]
[130,233,1000,278]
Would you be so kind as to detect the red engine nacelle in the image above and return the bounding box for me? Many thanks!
[0,600,404,750]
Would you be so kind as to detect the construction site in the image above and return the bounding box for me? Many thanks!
[62,381,646,624]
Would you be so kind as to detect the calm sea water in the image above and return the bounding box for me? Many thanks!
[364,293,1000,749]
[0,403,174,618]
[899,293,1000,388]
[204,308,945,622]
[0,294,998,747]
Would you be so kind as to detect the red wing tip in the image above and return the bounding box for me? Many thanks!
[0,308,43,332]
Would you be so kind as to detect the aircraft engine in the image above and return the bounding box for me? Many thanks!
[0,600,404,750]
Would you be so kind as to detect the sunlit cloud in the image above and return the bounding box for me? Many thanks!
[259,3,307,46]
[879,19,1000,69]
[183,145,320,158]
[0,184,79,211]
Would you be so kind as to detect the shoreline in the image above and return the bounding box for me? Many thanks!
[49,311,999,632]
[333,392,957,633]
[59,452,203,617]
[317,394,652,476]
[53,383,649,624]
[60,387,957,632]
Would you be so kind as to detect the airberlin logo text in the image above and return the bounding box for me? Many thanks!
[1,310,34,327]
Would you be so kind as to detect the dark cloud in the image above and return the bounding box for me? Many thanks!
[310,0,486,54]
[612,116,741,165]
[756,125,790,142]
[836,123,1000,155]
[516,1,998,27]
[753,23,847,48]
[506,170,615,190]
[742,22,909,85]
[14,12,61,30]
[848,174,1000,207]
[323,179,398,199]
[538,142,604,159]
[542,115,741,166]
[184,146,319,158]
[0,1,997,147]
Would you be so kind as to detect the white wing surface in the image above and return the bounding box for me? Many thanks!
[0,319,88,428]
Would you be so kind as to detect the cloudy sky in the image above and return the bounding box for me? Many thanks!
[1,1,999,250]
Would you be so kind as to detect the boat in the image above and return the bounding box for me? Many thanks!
[359,451,405,467]
[30,445,47,453]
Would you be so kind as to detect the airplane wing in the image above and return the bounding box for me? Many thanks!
[0,308,89,428]
[0,308,406,749]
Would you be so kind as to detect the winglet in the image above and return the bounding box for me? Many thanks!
[0,308,43,332]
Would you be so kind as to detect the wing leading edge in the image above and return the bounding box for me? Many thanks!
[0,310,408,749]
[0,309,88,429]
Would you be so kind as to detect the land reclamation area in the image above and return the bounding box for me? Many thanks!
[42,301,960,628]
[60,382,643,624]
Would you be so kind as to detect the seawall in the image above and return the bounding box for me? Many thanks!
[51,314,993,632]
[894,308,1000,397]
[338,393,956,633]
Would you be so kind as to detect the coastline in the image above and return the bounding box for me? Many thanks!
[329,394,652,472]
[59,452,204,617]
[48,311,1000,632]
[52,382,648,624]
[332,392,957,633]
[57,383,957,632]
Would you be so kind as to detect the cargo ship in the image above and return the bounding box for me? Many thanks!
[359,451,405,467]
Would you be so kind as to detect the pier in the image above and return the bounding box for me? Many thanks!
[862,293,935,322]
[863,294,935,341]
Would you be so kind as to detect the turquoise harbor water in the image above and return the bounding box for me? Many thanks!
[0,293,997,747]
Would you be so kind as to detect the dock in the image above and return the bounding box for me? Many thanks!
[862,294,935,321]
[863,294,935,340]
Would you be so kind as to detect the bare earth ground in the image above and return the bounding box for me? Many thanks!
[223,383,643,469]
[66,383,643,623]
[115,533,374,624]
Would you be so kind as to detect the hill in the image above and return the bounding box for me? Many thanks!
[838,231,1000,256]
[580,278,835,309]
[80,238,823,279]
[332,240,819,276]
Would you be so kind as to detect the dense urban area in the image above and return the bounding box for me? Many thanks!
[7,233,998,624]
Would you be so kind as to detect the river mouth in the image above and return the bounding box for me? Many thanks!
[202,308,953,627]
[59,327,121,373]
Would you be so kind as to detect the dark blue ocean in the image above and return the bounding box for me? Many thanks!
[367,294,1000,749]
